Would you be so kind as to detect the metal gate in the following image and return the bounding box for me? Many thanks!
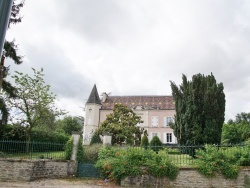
[77,163,100,178]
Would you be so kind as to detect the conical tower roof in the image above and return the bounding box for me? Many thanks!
[86,84,102,105]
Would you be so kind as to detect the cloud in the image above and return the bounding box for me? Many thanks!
[5,0,250,120]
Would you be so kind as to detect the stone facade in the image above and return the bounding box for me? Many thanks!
[121,167,250,188]
[0,158,77,182]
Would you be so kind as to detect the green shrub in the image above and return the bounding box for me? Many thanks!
[150,136,163,152]
[84,144,103,163]
[196,145,239,179]
[77,136,85,162]
[64,137,73,160]
[95,147,179,184]
[31,127,69,143]
[90,132,102,145]
[140,135,149,149]
[146,150,178,180]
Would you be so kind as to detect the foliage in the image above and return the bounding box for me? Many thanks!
[55,116,82,135]
[2,68,65,142]
[0,0,25,123]
[196,145,239,179]
[146,150,179,179]
[97,104,144,145]
[95,147,179,184]
[150,136,163,152]
[76,136,85,162]
[140,135,149,149]
[222,112,250,144]
[90,131,102,145]
[83,144,103,163]
[64,137,73,160]
[170,73,225,145]
[30,126,69,143]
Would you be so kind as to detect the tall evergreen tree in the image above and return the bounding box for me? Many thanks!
[170,73,225,145]
[0,0,24,125]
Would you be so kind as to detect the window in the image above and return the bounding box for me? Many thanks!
[166,133,172,143]
[164,117,173,127]
[151,116,159,127]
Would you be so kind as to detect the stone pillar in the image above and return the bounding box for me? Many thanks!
[103,135,112,146]
[71,132,81,161]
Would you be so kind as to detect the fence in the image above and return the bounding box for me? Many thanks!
[0,140,66,159]
[114,144,250,167]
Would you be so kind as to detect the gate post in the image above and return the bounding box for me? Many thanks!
[71,132,81,160]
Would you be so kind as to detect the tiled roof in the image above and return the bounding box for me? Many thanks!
[101,95,175,110]
[86,84,102,105]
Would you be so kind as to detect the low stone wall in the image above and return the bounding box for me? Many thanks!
[121,167,250,188]
[0,158,77,182]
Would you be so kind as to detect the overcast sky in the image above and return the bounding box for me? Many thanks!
[5,0,250,121]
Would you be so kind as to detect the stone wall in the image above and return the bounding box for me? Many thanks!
[0,158,77,182]
[121,167,250,188]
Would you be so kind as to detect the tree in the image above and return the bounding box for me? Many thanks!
[2,68,64,142]
[55,116,82,135]
[149,135,163,152]
[140,134,149,148]
[0,0,24,125]
[89,131,102,145]
[170,73,225,145]
[221,112,250,144]
[97,103,144,145]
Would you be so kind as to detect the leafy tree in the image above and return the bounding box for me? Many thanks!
[2,68,64,142]
[97,103,143,145]
[170,73,225,145]
[221,112,250,144]
[55,116,82,135]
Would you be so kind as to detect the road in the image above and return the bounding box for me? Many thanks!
[0,178,121,188]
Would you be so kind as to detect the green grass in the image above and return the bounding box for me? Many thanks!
[3,151,66,160]
[168,154,198,167]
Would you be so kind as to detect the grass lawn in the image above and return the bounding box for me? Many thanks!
[2,151,66,160]
[168,154,198,167]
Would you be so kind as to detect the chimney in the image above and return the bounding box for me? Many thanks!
[102,92,108,102]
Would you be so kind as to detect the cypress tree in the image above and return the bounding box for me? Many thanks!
[170,73,225,145]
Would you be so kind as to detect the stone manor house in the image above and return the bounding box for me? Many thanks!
[83,85,177,145]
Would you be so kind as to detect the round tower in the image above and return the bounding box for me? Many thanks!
[83,84,102,145]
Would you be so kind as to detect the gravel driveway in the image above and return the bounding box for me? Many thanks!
[0,178,121,188]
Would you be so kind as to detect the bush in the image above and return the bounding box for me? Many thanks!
[150,136,163,152]
[90,132,102,145]
[77,136,85,162]
[83,144,103,163]
[95,147,179,184]
[31,127,70,143]
[196,145,239,179]
[64,137,73,160]
[146,150,178,180]
[140,135,149,149]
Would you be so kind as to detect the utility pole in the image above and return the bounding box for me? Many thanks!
[0,0,13,90]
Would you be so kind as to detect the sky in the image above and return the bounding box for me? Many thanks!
[5,0,250,121]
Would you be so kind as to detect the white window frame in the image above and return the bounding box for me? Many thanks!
[166,133,172,143]
[151,116,159,127]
